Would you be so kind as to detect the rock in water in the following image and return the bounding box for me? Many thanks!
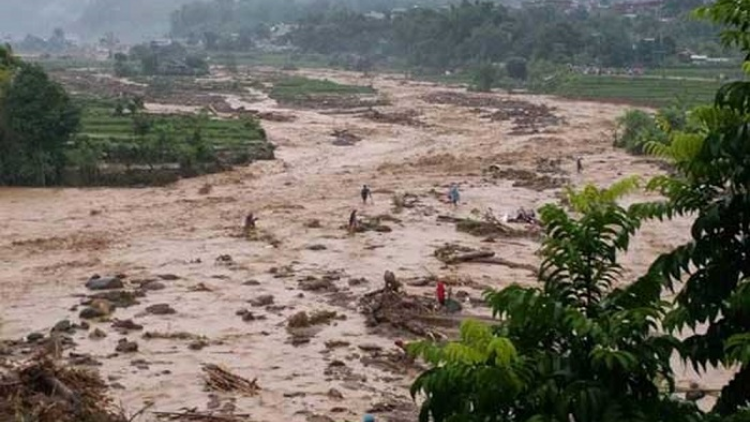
[89,328,107,339]
[145,304,176,315]
[79,299,113,320]
[51,320,73,334]
[115,339,138,353]
[249,295,275,307]
[141,281,166,291]
[85,275,124,291]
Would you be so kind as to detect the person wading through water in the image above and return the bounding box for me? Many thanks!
[448,183,460,207]
[361,184,372,204]
[244,212,258,237]
[348,209,359,232]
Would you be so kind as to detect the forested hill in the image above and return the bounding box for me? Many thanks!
[169,0,725,72]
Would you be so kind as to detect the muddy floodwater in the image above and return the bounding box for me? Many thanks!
[0,68,730,420]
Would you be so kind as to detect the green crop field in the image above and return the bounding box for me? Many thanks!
[69,98,274,185]
[547,75,723,107]
[268,76,375,102]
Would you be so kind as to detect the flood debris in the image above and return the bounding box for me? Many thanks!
[0,356,127,422]
[484,164,567,191]
[115,339,138,354]
[202,364,260,396]
[287,310,341,329]
[143,331,205,341]
[298,276,338,292]
[360,109,424,127]
[146,304,177,315]
[360,272,443,338]
[391,192,420,213]
[434,243,537,273]
[87,290,139,308]
[438,211,536,238]
[154,409,251,421]
[85,274,125,291]
[331,129,362,146]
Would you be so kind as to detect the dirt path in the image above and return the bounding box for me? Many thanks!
[0,68,723,421]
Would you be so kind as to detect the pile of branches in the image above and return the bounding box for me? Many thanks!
[360,272,441,338]
[202,364,259,396]
[0,356,126,422]
[438,211,539,239]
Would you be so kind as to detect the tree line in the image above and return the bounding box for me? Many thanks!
[170,0,728,72]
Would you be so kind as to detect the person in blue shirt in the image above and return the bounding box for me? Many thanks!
[448,183,460,207]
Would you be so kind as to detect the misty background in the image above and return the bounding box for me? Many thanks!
[2,0,463,42]
[2,0,193,41]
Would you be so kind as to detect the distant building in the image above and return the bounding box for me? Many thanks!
[611,0,664,14]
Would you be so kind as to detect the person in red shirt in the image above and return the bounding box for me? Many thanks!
[436,281,446,306]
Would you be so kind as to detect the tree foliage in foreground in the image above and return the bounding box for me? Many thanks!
[411,180,701,422]
[411,1,750,420]
[0,46,80,186]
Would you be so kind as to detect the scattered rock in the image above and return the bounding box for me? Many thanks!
[89,328,107,339]
[131,359,150,370]
[308,414,335,422]
[249,294,275,307]
[328,388,345,400]
[79,299,113,320]
[145,304,176,315]
[88,290,138,308]
[157,274,181,281]
[112,319,144,332]
[237,309,258,322]
[198,183,213,195]
[325,340,351,350]
[284,392,307,398]
[189,283,213,292]
[85,275,124,291]
[298,277,337,292]
[79,321,90,330]
[288,310,340,328]
[307,244,327,251]
[270,265,295,278]
[287,312,312,328]
[348,278,369,286]
[189,339,209,351]
[359,343,384,353]
[216,255,234,264]
[289,336,311,346]
[51,320,74,334]
[330,407,348,413]
[115,339,138,353]
[304,219,322,229]
[141,280,166,291]
[243,280,261,286]
[26,333,44,343]
[69,353,101,366]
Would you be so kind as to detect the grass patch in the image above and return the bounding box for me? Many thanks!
[269,76,375,102]
[545,74,722,107]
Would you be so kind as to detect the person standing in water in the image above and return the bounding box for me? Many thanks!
[361,184,372,204]
[348,209,359,232]
[448,184,460,207]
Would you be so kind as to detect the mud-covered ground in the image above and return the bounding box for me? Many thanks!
[0,67,728,421]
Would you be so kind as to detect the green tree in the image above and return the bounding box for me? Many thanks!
[411,180,698,422]
[505,57,528,81]
[472,62,499,92]
[0,63,80,185]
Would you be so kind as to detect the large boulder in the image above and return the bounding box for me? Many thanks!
[85,275,124,291]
